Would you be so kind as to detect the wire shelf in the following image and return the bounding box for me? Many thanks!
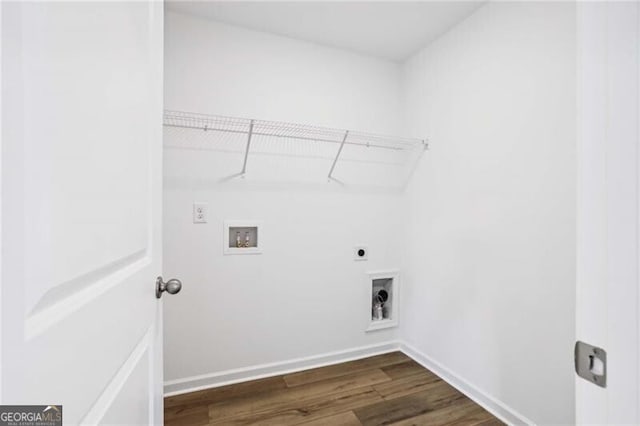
[163,110,428,186]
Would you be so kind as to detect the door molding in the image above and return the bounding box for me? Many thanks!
[575,2,640,423]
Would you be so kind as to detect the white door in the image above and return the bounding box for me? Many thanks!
[576,1,640,423]
[1,2,165,425]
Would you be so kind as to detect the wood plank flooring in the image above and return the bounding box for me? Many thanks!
[165,352,503,426]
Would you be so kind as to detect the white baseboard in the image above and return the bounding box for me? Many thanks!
[399,342,534,426]
[164,341,401,396]
[164,340,534,426]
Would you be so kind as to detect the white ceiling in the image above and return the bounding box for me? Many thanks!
[166,1,485,62]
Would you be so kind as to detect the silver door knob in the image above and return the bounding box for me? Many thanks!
[156,276,182,299]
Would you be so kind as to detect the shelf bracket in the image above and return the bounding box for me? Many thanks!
[241,120,255,176]
[328,130,349,181]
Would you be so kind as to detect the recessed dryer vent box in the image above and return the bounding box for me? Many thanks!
[366,270,399,332]
[224,221,262,255]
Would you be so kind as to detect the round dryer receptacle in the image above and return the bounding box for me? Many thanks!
[354,246,368,261]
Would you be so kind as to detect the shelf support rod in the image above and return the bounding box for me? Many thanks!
[328,130,349,180]
[241,120,255,175]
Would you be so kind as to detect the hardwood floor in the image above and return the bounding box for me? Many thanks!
[165,352,503,426]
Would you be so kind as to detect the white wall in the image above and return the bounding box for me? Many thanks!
[400,2,576,424]
[164,11,400,133]
[163,11,404,391]
[164,5,579,422]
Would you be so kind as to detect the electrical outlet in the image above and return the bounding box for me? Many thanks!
[354,246,368,261]
[193,202,208,223]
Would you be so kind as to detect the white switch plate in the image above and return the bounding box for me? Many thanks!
[193,202,208,223]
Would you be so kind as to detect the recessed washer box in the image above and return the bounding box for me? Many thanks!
[224,221,262,255]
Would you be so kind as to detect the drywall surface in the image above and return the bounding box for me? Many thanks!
[164,11,401,133]
[400,2,576,424]
[163,11,404,387]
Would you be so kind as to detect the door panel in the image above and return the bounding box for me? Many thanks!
[19,1,151,319]
[1,2,163,425]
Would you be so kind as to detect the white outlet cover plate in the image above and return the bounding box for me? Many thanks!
[354,246,368,261]
[193,202,208,223]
